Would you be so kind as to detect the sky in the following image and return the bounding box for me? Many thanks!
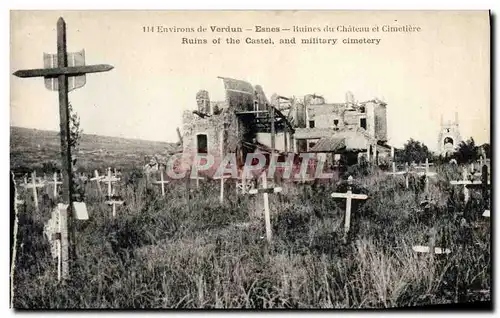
[10,10,490,151]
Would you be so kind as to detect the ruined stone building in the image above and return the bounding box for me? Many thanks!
[181,77,293,173]
[291,92,391,165]
[437,112,462,157]
[181,78,391,172]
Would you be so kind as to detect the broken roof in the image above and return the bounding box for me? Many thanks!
[309,137,346,153]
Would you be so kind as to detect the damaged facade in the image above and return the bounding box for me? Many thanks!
[292,92,392,165]
[180,78,392,172]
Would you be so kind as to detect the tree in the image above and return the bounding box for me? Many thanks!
[396,138,432,164]
[480,143,490,159]
[454,137,479,164]
[213,104,222,115]
[68,102,83,151]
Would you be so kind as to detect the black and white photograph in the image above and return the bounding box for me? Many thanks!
[9,10,491,309]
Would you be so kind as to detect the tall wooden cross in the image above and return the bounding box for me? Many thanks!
[331,176,368,239]
[248,171,282,242]
[13,17,113,279]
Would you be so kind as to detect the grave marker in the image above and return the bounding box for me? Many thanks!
[450,168,473,203]
[44,203,69,280]
[23,171,45,212]
[191,174,205,189]
[248,171,282,242]
[102,168,123,218]
[214,175,232,203]
[418,158,437,194]
[152,170,169,196]
[331,176,368,238]
[90,170,103,194]
[49,172,63,199]
[412,228,451,256]
[412,245,451,254]
[385,162,409,188]
[72,202,89,220]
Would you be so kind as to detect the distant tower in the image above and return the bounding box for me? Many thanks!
[437,112,462,156]
[345,91,355,109]
[196,90,211,114]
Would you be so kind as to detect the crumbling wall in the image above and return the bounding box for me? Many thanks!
[365,101,377,138]
[182,108,241,160]
[308,104,344,129]
[374,103,388,141]
[196,90,211,114]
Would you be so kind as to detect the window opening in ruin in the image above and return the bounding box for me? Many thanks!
[359,106,365,113]
[309,120,315,128]
[444,137,454,145]
[196,134,208,154]
[360,118,367,130]
[333,119,339,131]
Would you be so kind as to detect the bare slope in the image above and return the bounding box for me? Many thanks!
[10,126,178,173]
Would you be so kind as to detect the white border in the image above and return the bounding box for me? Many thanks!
[3,1,498,317]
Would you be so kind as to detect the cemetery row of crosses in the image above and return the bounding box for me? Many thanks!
[11,18,490,307]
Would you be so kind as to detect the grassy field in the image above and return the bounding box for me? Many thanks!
[11,159,491,309]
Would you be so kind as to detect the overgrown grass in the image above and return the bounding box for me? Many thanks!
[11,164,491,309]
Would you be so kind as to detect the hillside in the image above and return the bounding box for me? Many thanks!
[10,126,179,173]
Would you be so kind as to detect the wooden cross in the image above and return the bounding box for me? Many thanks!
[23,171,45,212]
[331,176,368,237]
[90,170,104,194]
[77,173,89,183]
[450,168,474,203]
[450,166,490,204]
[417,158,437,194]
[101,168,123,218]
[386,161,406,176]
[248,171,282,242]
[102,167,120,197]
[385,162,408,187]
[49,172,63,199]
[455,168,472,202]
[213,174,232,203]
[191,174,205,189]
[13,17,113,280]
[105,196,125,218]
[152,170,169,196]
